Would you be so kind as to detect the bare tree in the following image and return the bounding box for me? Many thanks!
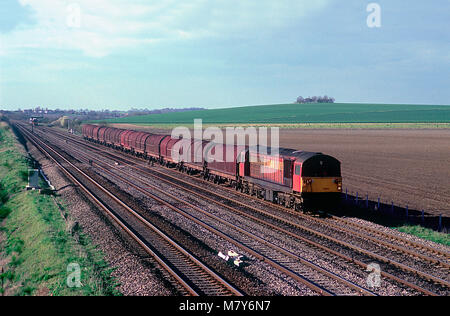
[296,95,335,104]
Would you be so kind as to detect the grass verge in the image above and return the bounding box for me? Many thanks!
[393,225,449,246]
[0,121,120,296]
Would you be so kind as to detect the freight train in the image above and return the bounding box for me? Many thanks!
[82,124,342,211]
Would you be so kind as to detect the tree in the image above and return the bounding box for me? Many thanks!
[295,95,335,104]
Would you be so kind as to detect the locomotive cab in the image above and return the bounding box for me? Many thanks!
[292,153,342,206]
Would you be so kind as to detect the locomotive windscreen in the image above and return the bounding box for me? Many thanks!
[301,155,341,177]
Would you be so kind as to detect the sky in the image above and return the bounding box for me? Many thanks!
[0,0,449,111]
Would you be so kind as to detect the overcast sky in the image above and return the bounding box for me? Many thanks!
[1,0,449,110]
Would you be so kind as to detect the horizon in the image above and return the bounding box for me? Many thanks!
[1,1,450,111]
[3,101,450,113]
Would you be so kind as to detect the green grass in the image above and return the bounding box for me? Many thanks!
[0,122,120,296]
[393,226,450,246]
[0,206,11,220]
[100,103,450,126]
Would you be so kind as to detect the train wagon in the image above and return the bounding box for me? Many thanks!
[128,131,152,155]
[171,138,208,173]
[83,124,97,140]
[92,125,102,142]
[101,127,112,145]
[123,130,137,151]
[205,143,247,183]
[97,126,109,144]
[144,134,170,159]
[103,127,120,146]
[110,128,126,148]
[188,139,210,173]
[160,137,183,165]
[139,133,153,155]
[81,125,88,139]
[82,125,89,139]
[120,130,135,151]
[170,138,196,163]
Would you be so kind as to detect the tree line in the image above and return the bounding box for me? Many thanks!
[296,96,335,104]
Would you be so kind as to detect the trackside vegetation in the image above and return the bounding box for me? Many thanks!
[393,226,449,247]
[0,118,120,296]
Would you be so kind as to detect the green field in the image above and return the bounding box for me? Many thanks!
[102,103,450,126]
[0,121,119,296]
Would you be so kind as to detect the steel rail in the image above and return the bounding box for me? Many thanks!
[37,132,377,296]
[30,124,449,294]
[17,124,243,297]
[45,125,450,262]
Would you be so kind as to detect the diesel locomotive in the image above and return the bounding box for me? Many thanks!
[82,124,342,211]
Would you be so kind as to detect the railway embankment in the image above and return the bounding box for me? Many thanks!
[0,119,119,296]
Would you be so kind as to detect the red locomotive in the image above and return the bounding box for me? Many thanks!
[82,124,342,211]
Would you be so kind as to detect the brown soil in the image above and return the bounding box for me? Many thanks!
[109,124,450,217]
[278,129,450,217]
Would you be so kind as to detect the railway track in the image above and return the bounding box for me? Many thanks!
[19,123,377,296]
[134,164,450,269]
[25,124,450,295]
[16,124,243,297]
[93,162,376,296]
[39,127,449,262]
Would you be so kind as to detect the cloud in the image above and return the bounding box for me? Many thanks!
[1,0,330,57]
